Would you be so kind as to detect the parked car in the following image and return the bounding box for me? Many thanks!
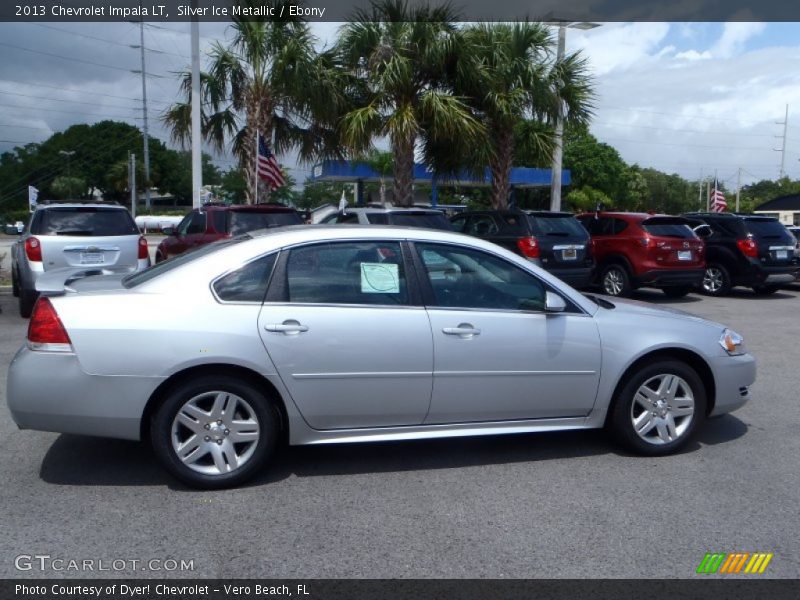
[576,212,705,298]
[155,203,304,263]
[786,225,800,262]
[10,202,149,317]
[8,225,755,489]
[682,213,798,295]
[321,206,453,230]
[450,210,594,289]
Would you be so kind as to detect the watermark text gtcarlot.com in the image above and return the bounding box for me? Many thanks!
[14,554,195,572]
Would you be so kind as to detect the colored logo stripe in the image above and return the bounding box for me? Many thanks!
[697,552,773,574]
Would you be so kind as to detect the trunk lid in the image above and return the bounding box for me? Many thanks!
[641,217,704,267]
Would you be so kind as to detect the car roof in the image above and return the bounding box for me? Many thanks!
[35,203,126,210]
[341,207,444,214]
[199,203,297,213]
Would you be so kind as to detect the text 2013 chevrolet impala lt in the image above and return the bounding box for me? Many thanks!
[7,226,756,488]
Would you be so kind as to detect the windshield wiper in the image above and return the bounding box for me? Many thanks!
[55,229,93,236]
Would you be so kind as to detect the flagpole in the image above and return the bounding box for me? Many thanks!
[254,131,258,205]
[706,180,711,212]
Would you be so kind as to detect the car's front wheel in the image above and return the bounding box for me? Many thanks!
[609,359,706,455]
[151,375,279,489]
[11,267,20,297]
[600,264,632,297]
[19,288,37,318]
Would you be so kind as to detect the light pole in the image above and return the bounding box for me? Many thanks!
[59,150,76,199]
[547,20,601,212]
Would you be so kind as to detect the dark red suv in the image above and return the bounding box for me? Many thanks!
[576,212,705,297]
[156,203,303,262]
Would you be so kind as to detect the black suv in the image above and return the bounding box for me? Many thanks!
[682,213,798,295]
[450,210,594,288]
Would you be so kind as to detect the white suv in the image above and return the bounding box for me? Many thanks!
[321,206,453,230]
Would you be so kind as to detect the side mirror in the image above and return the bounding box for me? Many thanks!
[544,291,567,313]
[693,224,712,239]
[162,226,175,236]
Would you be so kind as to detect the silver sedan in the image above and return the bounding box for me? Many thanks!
[7,226,756,488]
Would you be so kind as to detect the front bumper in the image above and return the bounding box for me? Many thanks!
[709,352,756,417]
[7,346,163,440]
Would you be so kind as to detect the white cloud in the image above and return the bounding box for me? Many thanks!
[710,22,766,58]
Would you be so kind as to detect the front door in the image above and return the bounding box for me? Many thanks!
[414,242,602,423]
[258,240,433,430]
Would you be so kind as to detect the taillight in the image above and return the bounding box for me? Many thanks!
[516,236,540,259]
[639,237,652,248]
[25,237,42,262]
[27,297,72,351]
[138,236,149,260]
[736,237,758,258]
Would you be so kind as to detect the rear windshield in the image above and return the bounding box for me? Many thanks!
[122,238,246,288]
[228,210,303,235]
[385,212,453,230]
[33,207,138,236]
[642,218,696,239]
[744,218,794,240]
[528,214,588,239]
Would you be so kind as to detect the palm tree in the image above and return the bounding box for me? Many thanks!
[361,150,393,204]
[457,22,595,209]
[336,0,483,206]
[163,0,342,203]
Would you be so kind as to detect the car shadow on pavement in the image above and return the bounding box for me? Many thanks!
[38,414,748,489]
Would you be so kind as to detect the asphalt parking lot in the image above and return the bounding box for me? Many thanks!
[0,283,798,579]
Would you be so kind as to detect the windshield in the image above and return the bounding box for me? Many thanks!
[745,218,794,241]
[122,237,247,288]
[33,207,138,236]
[386,212,453,230]
[529,214,588,238]
[642,218,696,239]
[228,211,303,235]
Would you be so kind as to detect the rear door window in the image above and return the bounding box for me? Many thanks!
[529,214,589,240]
[744,219,794,242]
[33,207,138,236]
[642,218,696,239]
[386,212,453,230]
[213,253,277,303]
[466,215,499,236]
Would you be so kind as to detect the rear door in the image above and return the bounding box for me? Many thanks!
[744,218,796,267]
[529,213,591,270]
[640,217,704,269]
[258,240,433,430]
[32,207,140,271]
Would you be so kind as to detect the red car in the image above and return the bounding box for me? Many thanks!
[156,203,304,263]
[576,212,705,298]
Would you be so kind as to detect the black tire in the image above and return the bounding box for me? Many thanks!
[662,286,692,298]
[151,375,279,489]
[19,288,37,318]
[600,263,632,297]
[155,251,166,264]
[11,268,20,297]
[752,285,779,295]
[701,263,732,296]
[609,359,706,456]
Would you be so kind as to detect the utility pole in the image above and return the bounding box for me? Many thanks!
[697,169,703,210]
[736,167,742,213]
[130,153,137,218]
[139,16,151,210]
[549,24,566,212]
[775,104,788,179]
[190,0,203,209]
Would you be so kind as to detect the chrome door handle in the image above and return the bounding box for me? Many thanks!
[442,324,481,338]
[264,321,309,334]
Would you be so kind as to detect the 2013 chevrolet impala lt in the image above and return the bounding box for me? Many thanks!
[7,226,756,488]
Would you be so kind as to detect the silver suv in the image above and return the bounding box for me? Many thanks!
[321,206,453,230]
[11,202,150,317]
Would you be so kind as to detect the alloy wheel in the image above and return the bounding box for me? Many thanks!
[603,268,624,295]
[702,267,723,294]
[171,391,260,476]
[630,374,695,445]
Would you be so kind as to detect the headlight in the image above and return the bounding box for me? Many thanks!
[719,328,746,356]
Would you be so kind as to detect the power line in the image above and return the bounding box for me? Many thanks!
[602,105,774,125]
[598,136,769,152]
[0,102,143,120]
[0,78,171,106]
[28,23,138,51]
[593,121,774,138]
[0,42,167,78]
[0,89,140,111]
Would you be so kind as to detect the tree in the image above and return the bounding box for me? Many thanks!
[563,129,630,203]
[50,176,87,199]
[163,0,341,204]
[359,150,393,204]
[336,0,483,206]
[456,22,594,209]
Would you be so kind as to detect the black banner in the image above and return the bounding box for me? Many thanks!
[1,0,800,23]
[3,580,800,600]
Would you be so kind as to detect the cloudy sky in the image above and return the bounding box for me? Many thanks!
[0,20,798,195]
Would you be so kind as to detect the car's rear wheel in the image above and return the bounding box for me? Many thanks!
[701,264,731,296]
[155,251,166,264]
[662,286,692,298]
[600,264,632,297]
[11,268,20,297]
[609,359,706,455]
[19,288,37,318]
[151,375,279,489]
[752,285,779,295]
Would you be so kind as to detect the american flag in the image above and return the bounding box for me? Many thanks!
[257,133,285,190]
[710,178,727,213]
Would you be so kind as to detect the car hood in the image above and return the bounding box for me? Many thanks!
[592,294,725,330]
